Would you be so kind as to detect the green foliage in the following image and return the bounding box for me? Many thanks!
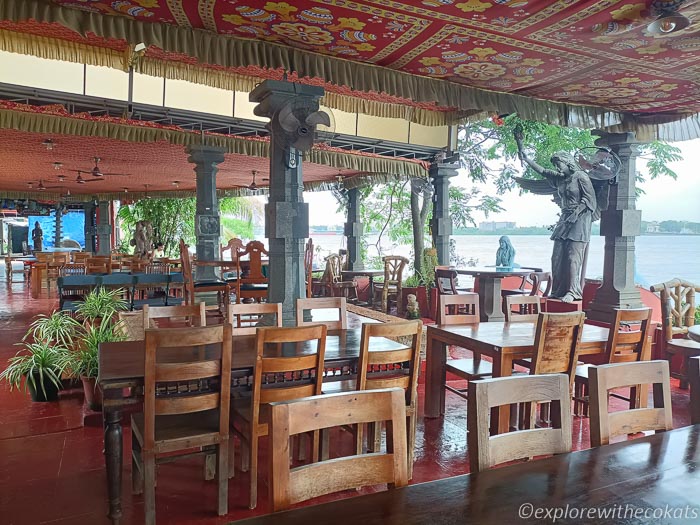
[403,273,422,287]
[24,311,81,347]
[0,341,67,397]
[75,288,129,323]
[64,321,126,379]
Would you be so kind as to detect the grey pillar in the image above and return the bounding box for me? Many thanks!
[187,145,225,282]
[344,188,363,270]
[587,131,644,322]
[96,201,112,255]
[250,79,328,325]
[55,205,63,247]
[430,160,459,265]
[83,202,96,252]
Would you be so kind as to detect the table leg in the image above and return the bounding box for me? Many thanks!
[425,332,447,418]
[104,408,123,525]
[31,265,41,298]
[491,353,514,435]
[368,276,375,308]
[477,277,505,322]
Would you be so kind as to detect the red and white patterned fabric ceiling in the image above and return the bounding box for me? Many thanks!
[22,0,700,117]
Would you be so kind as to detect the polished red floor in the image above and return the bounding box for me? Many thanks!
[0,272,692,524]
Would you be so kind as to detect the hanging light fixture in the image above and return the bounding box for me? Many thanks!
[648,1,691,34]
[248,170,259,191]
[42,139,54,151]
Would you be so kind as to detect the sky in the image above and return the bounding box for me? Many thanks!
[306,138,700,227]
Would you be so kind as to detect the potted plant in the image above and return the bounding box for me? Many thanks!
[74,287,128,324]
[24,310,81,349]
[0,341,68,402]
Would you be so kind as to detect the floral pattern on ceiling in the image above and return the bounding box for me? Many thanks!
[14,0,700,116]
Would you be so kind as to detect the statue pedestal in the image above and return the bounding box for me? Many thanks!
[545,298,583,313]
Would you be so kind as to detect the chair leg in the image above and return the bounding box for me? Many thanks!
[204,450,216,481]
[407,413,416,480]
[228,435,236,479]
[249,436,258,510]
[144,451,156,525]
[131,432,143,495]
[217,441,229,516]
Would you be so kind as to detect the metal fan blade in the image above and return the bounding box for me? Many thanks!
[100,172,132,177]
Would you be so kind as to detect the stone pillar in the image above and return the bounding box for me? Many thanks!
[83,202,96,252]
[429,160,459,265]
[250,79,328,325]
[587,131,644,322]
[187,145,225,282]
[96,201,112,255]
[344,188,363,270]
[55,205,63,247]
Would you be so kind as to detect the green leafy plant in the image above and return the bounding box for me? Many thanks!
[24,310,81,347]
[63,321,126,379]
[403,274,422,288]
[0,341,68,398]
[75,288,128,322]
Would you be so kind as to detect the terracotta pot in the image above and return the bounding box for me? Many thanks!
[81,376,103,411]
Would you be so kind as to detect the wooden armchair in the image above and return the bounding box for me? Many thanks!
[468,374,572,472]
[374,255,409,313]
[235,240,268,304]
[589,360,673,447]
[650,279,700,388]
[131,324,232,524]
[268,388,408,512]
[179,239,229,311]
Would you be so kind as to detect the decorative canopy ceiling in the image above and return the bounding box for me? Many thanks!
[2,0,700,138]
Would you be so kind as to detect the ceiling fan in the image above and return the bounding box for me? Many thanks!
[69,157,131,179]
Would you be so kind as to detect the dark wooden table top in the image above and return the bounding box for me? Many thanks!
[428,322,609,355]
[688,326,700,343]
[237,425,700,525]
[98,328,404,383]
[455,267,533,278]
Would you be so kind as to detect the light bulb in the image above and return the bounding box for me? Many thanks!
[659,19,677,33]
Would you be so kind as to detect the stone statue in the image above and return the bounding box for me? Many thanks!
[31,221,43,252]
[406,294,420,320]
[514,127,612,303]
[130,220,153,258]
[496,236,515,267]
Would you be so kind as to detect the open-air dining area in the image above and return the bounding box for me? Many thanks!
[1,1,700,524]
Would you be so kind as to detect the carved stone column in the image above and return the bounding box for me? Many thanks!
[83,202,96,252]
[430,160,459,265]
[344,188,363,270]
[96,201,112,255]
[587,131,644,322]
[187,145,225,282]
[250,79,328,325]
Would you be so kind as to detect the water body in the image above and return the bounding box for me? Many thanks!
[310,233,700,289]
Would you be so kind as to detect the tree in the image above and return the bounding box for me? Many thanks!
[117,197,253,256]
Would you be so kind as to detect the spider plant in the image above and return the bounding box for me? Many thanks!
[66,321,126,379]
[0,341,68,401]
[24,310,81,347]
[75,288,128,323]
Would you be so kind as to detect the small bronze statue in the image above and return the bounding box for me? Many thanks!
[31,221,43,252]
[496,235,515,267]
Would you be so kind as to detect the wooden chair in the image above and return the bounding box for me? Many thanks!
[504,295,541,322]
[220,237,244,261]
[323,254,358,302]
[232,324,327,509]
[650,279,700,389]
[502,269,552,297]
[374,255,408,313]
[72,252,91,264]
[86,256,111,275]
[4,253,28,283]
[435,268,460,295]
[295,297,347,330]
[467,374,572,472]
[235,240,268,304]
[439,294,491,400]
[304,238,314,298]
[142,303,206,329]
[46,252,70,295]
[588,360,673,447]
[689,356,700,425]
[530,312,585,390]
[267,388,408,512]
[573,308,653,417]
[131,324,232,524]
[179,239,229,311]
[228,302,283,335]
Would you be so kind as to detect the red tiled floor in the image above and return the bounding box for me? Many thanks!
[0,269,692,524]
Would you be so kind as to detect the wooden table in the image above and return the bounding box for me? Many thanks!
[425,321,609,432]
[455,267,533,322]
[688,325,700,343]
[98,328,404,524]
[237,425,700,525]
[341,269,384,306]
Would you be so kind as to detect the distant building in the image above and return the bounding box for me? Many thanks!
[646,222,661,233]
[479,221,516,232]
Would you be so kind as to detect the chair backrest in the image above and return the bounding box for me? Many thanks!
[251,325,327,422]
[603,307,653,364]
[236,240,268,282]
[143,324,232,450]
[382,255,408,287]
[357,320,422,409]
[530,312,585,390]
[504,295,541,322]
[435,268,459,295]
[528,271,552,297]
[35,252,53,263]
[221,238,244,261]
[689,357,700,425]
[52,252,70,265]
[72,252,91,264]
[467,374,572,472]
[117,311,145,341]
[650,279,699,341]
[295,297,347,330]
[228,302,283,335]
[143,303,206,329]
[59,263,87,277]
[589,360,673,447]
[268,388,408,511]
[324,254,343,284]
[86,256,111,274]
[145,261,170,274]
[437,293,480,324]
